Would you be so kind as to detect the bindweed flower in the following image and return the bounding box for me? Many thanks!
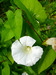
[43,38,56,52]
[22,72,28,75]
[11,36,43,66]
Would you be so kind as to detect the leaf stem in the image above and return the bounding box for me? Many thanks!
[0,59,7,63]
[23,16,43,42]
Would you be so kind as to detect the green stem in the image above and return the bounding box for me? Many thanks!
[23,16,43,42]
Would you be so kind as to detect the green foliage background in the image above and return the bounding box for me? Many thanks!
[0,0,56,75]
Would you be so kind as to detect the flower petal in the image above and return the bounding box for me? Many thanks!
[25,53,38,66]
[31,46,43,65]
[11,40,29,65]
[11,40,27,65]
[12,50,26,65]
[11,40,22,56]
[46,38,56,45]
[25,46,43,66]
[20,36,36,47]
[32,46,43,57]
[52,44,56,52]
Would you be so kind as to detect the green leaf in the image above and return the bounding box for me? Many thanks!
[2,49,7,56]
[38,47,56,74]
[14,0,47,22]
[15,9,23,39]
[0,65,2,75]
[2,62,10,75]
[12,71,18,75]
[0,18,3,25]
[0,55,3,62]
[26,22,42,45]
[0,18,3,34]
[14,0,42,44]
[6,9,23,39]
[1,28,14,42]
[0,0,8,3]
[0,0,4,3]
[7,51,14,64]
[1,9,23,42]
[14,0,40,28]
[4,21,10,29]
[25,66,37,75]
[20,0,47,22]
[1,21,14,42]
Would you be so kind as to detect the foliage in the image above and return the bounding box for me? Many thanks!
[0,0,56,75]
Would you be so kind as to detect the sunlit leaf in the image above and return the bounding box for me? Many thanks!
[38,47,56,74]
[1,28,14,42]
[6,9,23,39]
[20,0,47,22]
[7,51,14,64]
[2,62,10,75]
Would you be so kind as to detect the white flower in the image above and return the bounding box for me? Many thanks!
[46,38,56,45]
[22,72,28,75]
[11,36,43,66]
[43,38,56,52]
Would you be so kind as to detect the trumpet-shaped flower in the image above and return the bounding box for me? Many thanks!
[11,36,43,66]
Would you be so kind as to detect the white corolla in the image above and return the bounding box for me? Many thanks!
[11,36,43,66]
[46,38,56,52]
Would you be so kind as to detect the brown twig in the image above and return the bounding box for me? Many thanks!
[0,59,7,63]
[23,16,43,42]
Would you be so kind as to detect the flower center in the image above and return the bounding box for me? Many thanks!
[23,46,31,53]
[26,46,31,51]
